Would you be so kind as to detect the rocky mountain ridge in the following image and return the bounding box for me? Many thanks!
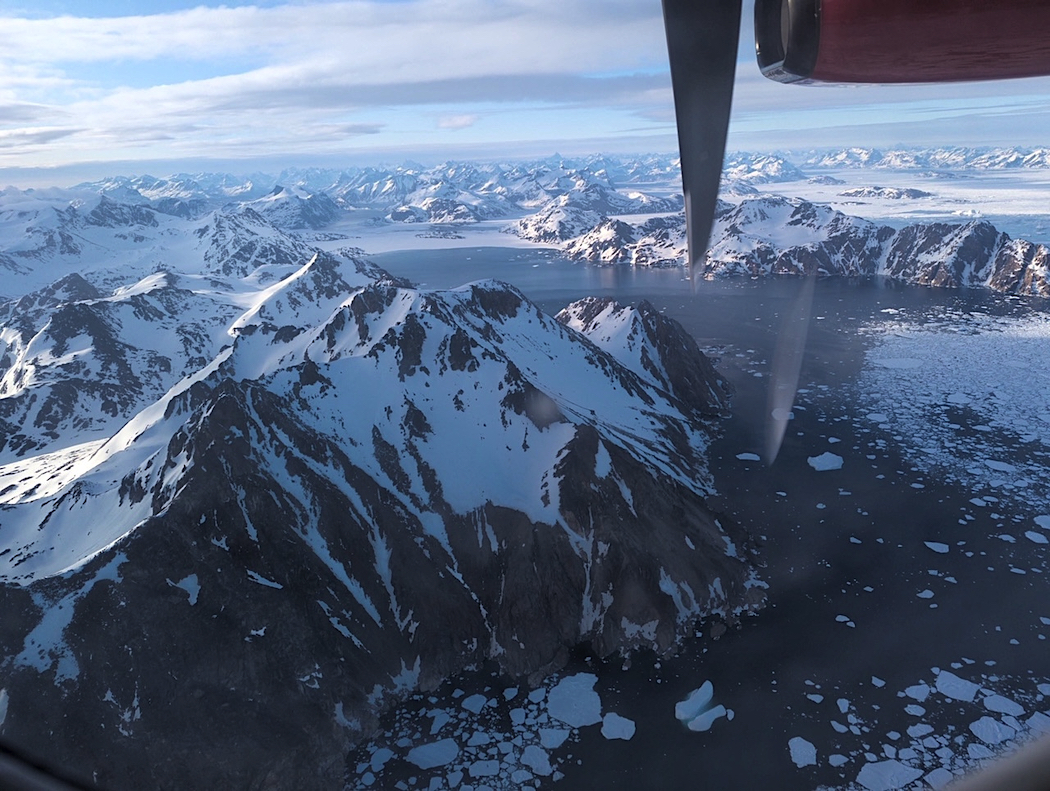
[0,243,757,788]
[546,195,1050,298]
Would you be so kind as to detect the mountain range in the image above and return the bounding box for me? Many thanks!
[2,147,1049,787]
[546,196,1050,298]
[0,217,758,787]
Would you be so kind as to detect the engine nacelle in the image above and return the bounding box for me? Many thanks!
[755,0,1050,84]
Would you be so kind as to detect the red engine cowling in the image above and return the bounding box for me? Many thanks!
[756,0,1050,84]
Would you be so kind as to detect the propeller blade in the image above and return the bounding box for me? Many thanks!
[661,0,742,269]
[764,271,816,465]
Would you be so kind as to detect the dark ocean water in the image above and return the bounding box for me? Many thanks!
[362,247,1050,790]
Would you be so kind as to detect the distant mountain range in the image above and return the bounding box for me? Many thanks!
[802,146,1050,170]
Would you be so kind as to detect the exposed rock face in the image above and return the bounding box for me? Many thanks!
[553,195,1050,297]
[246,185,345,230]
[0,253,758,789]
[515,182,682,244]
[0,272,242,461]
[196,206,320,277]
[840,186,933,200]
[556,297,733,419]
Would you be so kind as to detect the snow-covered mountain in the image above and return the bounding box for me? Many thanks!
[839,186,933,200]
[552,195,1050,297]
[0,235,756,787]
[805,146,1050,170]
[723,153,806,184]
[515,182,682,244]
[245,185,345,230]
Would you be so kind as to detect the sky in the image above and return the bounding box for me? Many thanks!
[2,0,1050,185]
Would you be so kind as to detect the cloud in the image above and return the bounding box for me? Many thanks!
[0,102,56,125]
[0,1,668,76]
[0,126,81,148]
[437,114,478,130]
[3,0,1050,173]
[0,0,681,169]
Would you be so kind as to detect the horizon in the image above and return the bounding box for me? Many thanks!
[6,143,1050,192]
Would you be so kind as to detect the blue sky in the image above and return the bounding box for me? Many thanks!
[2,0,1050,185]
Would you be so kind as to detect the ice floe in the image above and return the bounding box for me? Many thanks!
[936,670,980,703]
[600,713,636,741]
[675,681,713,722]
[547,674,602,728]
[675,680,730,732]
[788,736,817,767]
[856,759,923,790]
[808,452,844,471]
[406,739,459,770]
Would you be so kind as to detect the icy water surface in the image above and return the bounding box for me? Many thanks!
[356,248,1050,790]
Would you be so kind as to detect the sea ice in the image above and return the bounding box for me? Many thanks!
[788,736,817,767]
[520,745,552,776]
[370,747,394,772]
[1035,516,1050,530]
[736,452,761,461]
[601,712,636,740]
[924,542,950,554]
[906,723,933,738]
[983,694,1024,716]
[675,681,714,722]
[547,674,602,728]
[984,460,1016,473]
[855,759,923,791]
[1025,531,1049,545]
[968,742,994,760]
[924,767,955,789]
[808,452,844,471]
[936,670,980,702]
[429,710,450,735]
[1028,711,1050,734]
[406,739,459,770]
[461,694,487,714]
[874,358,923,369]
[539,728,570,749]
[969,716,1015,744]
[468,759,500,777]
[687,705,726,732]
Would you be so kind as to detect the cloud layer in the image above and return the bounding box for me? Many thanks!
[1,0,1049,180]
